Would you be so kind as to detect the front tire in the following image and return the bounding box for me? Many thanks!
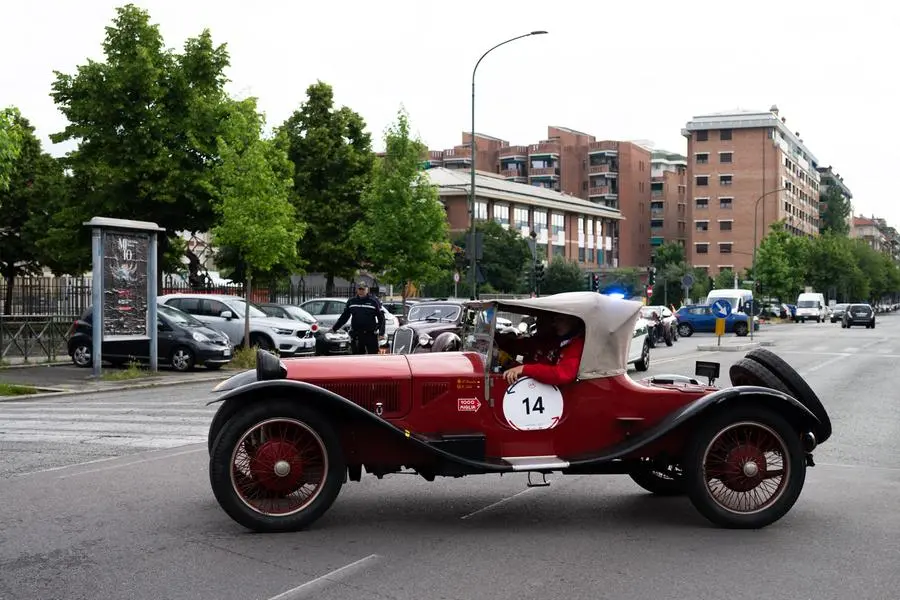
[684,406,807,529]
[634,339,650,371]
[170,346,195,372]
[209,401,345,533]
[677,323,693,337]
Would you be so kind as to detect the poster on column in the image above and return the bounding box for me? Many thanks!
[102,230,150,339]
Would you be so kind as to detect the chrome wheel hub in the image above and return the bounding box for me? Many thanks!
[742,460,759,477]
[273,460,292,477]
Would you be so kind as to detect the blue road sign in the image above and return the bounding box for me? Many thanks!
[711,299,732,319]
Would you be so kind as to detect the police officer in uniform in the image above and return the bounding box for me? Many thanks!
[330,283,385,354]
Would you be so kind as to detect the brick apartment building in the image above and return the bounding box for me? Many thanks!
[426,167,623,268]
[681,106,822,276]
[430,125,652,268]
[649,150,688,252]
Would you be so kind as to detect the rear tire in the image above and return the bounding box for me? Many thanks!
[634,339,650,371]
[677,323,693,338]
[684,405,807,529]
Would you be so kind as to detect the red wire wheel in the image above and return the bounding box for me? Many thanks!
[210,402,345,532]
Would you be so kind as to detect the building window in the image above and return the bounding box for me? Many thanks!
[719,129,732,141]
[551,213,565,235]
[533,209,548,230]
[719,220,733,231]
[719,175,733,186]
[696,130,708,141]
[695,220,709,232]
[513,207,529,230]
[651,219,664,229]
[493,203,509,226]
[696,243,709,254]
[695,153,709,164]
[695,197,709,209]
[719,197,733,209]
[578,247,585,261]
[553,245,565,257]
[719,152,733,163]
[577,217,584,234]
[475,201,488,221]
[719,243,733,254]
[696,176,709,186]
[651,181,663,193]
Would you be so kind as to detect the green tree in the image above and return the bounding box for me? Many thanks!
[653,241,686,269]
[541,258,584,295]
[46,3,236,279]
[452,220,531,294]
[210,106,304,347]
[0,114,66,313]
[280,82,374,295]
[353,108,451,309]
[714,268,736,289]
[820,186,851,236]
[754,220,809,302]
[0,107,23,191]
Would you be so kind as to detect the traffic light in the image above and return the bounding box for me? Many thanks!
[648,267,656,286]
[591,273,600,292]
[584,271,593,291]
[535,263,545,284]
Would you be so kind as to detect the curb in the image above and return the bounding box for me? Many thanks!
[696,340,775,352]
[0,374,230,402]
[0,361,71,370]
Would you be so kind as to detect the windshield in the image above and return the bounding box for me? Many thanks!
[408,304,461,323]
[834,304,848,310]
[158,304,205,327]
[284,305,317,324]
[226,299,269,319]
[797,300,818,308]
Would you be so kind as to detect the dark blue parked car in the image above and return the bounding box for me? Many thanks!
[675,304,759,337]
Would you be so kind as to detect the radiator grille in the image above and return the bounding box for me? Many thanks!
[421,382,449,405]
[319,381,404,414]
[392,327,415,354]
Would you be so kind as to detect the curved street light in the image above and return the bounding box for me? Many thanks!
[468,31,548,298]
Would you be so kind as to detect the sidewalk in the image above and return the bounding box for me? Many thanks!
[695,335,775,352]
[0,362,233,400]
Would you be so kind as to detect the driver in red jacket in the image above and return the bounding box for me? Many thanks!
[497,312,585,387]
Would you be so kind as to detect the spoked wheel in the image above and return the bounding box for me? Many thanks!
[209,401,345,532]
[629,462,685,496]
[684,406,806,529]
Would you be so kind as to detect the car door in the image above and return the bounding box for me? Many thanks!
[692,306,715,332]
[156,315,177,361]
[322,300,351,329]
[200,298,242,343]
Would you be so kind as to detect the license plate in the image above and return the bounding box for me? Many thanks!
[339,342,347,348]
[855,312,867,316]
[223,348,231,356]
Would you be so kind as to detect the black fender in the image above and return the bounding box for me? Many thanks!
[206,379,821,473]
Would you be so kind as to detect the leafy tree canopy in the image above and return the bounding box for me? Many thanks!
[819,185,851,236]
[452,220,531,294]
[541,258,584,295]
[0,107,24,191]
[352,108,451,305]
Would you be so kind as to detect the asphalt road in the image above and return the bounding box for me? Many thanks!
[1,317,898,600]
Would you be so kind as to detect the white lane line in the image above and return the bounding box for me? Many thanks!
[817,462,900,473]
[57,447,204,479]
[461,487,535,520]
[799,354,850,377]
[267,554,381,600]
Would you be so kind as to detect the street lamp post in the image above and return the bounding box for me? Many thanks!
[469,30,547,299]
[751,186,788,340]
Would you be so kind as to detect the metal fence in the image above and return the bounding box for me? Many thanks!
[0,276,363,362]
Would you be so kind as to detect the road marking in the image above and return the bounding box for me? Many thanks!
[57,447,204,479]
[817,462,900,473]
[461,487,535,520]
[645,351,708,366]
[266,554,381,600]
[799,354,849,376]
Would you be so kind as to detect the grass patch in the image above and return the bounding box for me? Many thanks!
[100,359,151,381]
[0,383,39,396]
[227,345,268,370]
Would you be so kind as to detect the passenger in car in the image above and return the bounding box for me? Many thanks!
[497,312,585,386]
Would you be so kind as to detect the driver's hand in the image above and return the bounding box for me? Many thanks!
[503,365,525,384]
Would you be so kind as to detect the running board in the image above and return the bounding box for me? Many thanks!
[503,456,570,471]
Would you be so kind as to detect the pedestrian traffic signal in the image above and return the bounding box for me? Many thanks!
[535,263,545,283]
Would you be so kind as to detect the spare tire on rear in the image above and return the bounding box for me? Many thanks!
[743,348,832,443]
[728,358,791,395]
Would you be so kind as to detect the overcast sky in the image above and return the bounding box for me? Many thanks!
[3,0,898,226]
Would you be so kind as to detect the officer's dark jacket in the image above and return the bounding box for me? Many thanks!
[333,295,386,335]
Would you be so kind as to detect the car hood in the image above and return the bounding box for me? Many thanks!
[281,351,481,383]
[254,316,309,331]
[400,320,460,336]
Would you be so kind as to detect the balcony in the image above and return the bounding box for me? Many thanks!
[529,167,559,178]
[588,140,619,155]
[500,145,529,160]
[651,207,665,217]
[588,164,617,175]
[529,142,560,156]
[589,186,617,198]
[442,147,472,163]
[501,169,526,179]
[651,189,664,199]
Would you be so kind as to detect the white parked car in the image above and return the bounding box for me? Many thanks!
[299,296,399,348]
[627,315,651,371]
[158,294,316,356]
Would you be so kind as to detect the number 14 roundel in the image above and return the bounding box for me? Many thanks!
[502,377,564,431]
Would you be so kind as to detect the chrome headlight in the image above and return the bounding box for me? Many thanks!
[191,331,211,343]
[272,328,293,336]
[418,335,432,346]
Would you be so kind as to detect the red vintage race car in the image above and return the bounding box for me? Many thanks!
[205,292,831,532]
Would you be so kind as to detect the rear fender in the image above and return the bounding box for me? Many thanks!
[205,379,507,472]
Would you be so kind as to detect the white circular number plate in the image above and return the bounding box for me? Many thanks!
[502,377,564,431]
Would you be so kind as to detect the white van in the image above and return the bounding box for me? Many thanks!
[795,292,827,323]
[706,288,754,315]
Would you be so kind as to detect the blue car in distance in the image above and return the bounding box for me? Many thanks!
[675,304,759,337]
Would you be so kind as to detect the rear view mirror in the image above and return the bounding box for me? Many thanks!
[220,310,234,319]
